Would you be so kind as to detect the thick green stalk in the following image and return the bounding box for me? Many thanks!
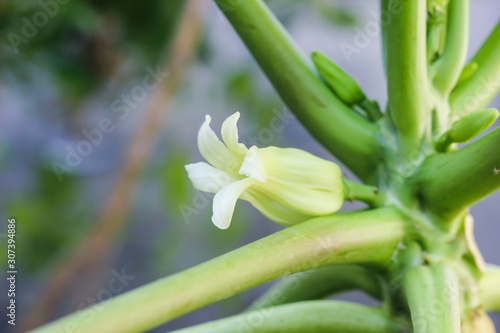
[214,0,379,181]
[451,20,500,118]
[411,127,500,219]
[248,265,382,311]
[432,0,469,96]
[402,262,461,333]
[479,265,500,312]
[384,0,429,151]
[169,301,408,333]
[31,208,408,333]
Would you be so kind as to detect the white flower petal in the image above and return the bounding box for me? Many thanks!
[251,180,343,216]
[259,147,342,191]
[221,112,248,155]
[212,178,255,229]
[241,191,310,226]
[198,115,241,173]
[239,146,268,182]
[185,162,235,193]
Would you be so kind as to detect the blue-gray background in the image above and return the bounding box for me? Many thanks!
[0,0,499,331]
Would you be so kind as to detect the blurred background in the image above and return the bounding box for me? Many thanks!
[0,0,499,331]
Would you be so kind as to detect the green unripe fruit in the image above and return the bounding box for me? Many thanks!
[311,51,365,106]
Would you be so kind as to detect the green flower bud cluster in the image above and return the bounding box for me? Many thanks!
[436,108,499,151]
[311,51,382,121]
[311,51,365,106]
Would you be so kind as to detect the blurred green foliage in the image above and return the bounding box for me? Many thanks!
[3,167,88,272]
[0,0,185,101]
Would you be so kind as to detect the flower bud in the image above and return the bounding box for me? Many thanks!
[457,62,478,84]
[311,51,365,105]
[185,112,344,229]
[448,108,499,143]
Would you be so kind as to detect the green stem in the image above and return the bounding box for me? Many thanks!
[450,20,500,118]
[384,0,429,151]
[214,0,379,182]
[169,300,408,333]
[427,22,444,64]
[402,262,461,333]
[248,265,382,311]
[359,98,383,122]
[343,179,386,207]
[381,0,388,73]
[411,127,500,219]
[31,208,409,333]
[479,265,500,312]
[431,0,469,96]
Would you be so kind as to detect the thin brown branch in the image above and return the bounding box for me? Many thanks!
[21,0,207,330]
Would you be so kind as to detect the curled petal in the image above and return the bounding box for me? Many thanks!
[239,146,268,182]
[221,112,248,155]
[185,162,235,193]
[198,115,241,173]
[212,178,255,229]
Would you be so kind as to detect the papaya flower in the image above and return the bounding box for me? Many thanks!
[185,112,344,229]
